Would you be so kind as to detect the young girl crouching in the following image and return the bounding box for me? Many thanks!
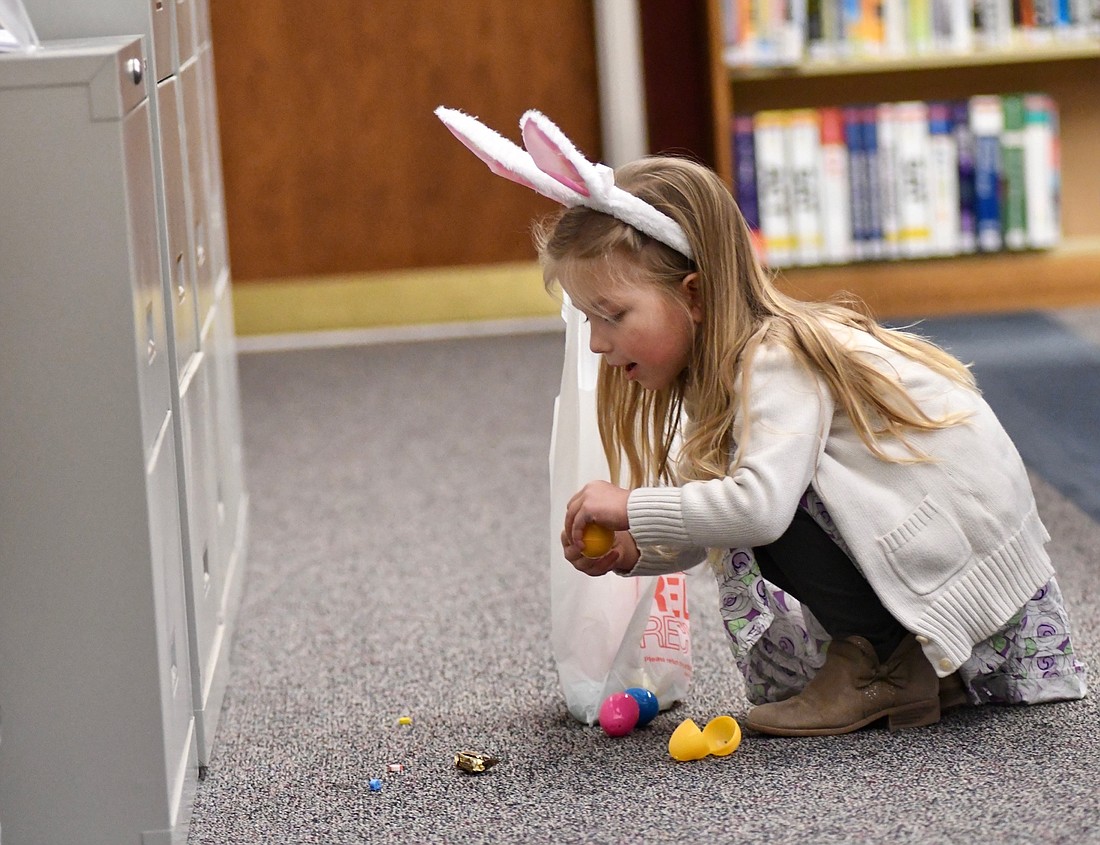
[544,156,1087,736]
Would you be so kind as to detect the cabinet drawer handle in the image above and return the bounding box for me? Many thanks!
[126,58,143,86]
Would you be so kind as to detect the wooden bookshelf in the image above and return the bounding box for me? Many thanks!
[704,0,1100,319]
[727,40,1100,80]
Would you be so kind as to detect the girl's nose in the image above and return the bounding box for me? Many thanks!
[588,325,611,355]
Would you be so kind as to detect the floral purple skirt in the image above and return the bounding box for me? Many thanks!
[713,489,1089,706]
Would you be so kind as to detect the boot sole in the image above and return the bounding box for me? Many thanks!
[744,698,941,737]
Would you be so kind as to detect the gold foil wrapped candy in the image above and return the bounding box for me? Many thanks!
[454,750,500,773]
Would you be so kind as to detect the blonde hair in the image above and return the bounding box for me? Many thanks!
[535,156,975,488]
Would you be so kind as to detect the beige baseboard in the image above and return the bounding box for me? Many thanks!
[231,261,558,336]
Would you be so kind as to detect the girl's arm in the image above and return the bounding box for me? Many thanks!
[562,526,705,578]
[627,543,707,577]
[629,340,834,551]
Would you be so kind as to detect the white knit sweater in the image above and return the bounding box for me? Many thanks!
[625,324,1054,676]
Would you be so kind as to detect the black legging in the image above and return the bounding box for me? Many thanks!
[753,508,907,662]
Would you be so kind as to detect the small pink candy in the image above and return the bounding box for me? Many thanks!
[599,692,641,737]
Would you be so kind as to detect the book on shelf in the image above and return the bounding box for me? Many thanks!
[893,100,934,258]
[819,106,853,262]
[1023,92,1061,248]
[843,0,885,56]
[1001,93,1029,250]
[721,0,1100,66]
[881,0,909,54]
[753,110,796,266]
[973,0,1014,47]
[876,101,901,258]
[731,113,767,260]
[906,0,934,53]
[951,99,978,253]
[970,94,1005,252]
[843,106,870,261]
[726,92,1062,269]
[860,106,886,259]
[927,101,961,256]
[788,108,826,265]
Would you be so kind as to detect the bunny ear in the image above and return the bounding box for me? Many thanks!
[437,105,694,259]
[520,111,591,196]
[435,106,539,192]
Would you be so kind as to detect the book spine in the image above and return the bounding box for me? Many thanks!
[820,0,846,57]
[788,108,825,266]
[860,106,885,258]
[1018,0,1038,32]
[819,106,853,263]
[927,101,961,256]
[949,0,975,50]
[932,0,954,50]
[1033,0,1059,41]
[843,0,865,53]
[860,0,885,53]
[807,0,827,57]
[894,100,933,258]
[882,0,908,54]
[876,102,901,258]
[1069,0,1093,33]
[732,113,767,260]
[908,0,934,51]
[952,99,978,253]
[1051,0,1069,29]
[975,0,1014,46]
[844,106,870,259]
[754,109,796,267]
[785,0,810,62]
[970,94,1005,252]
[1000,93,1028,250]
[1023,93,1058,248]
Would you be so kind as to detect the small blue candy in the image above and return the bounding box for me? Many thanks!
[624,687,659,727]
[369,778,383,792]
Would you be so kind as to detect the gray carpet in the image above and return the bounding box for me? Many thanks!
[187,315,1100,845]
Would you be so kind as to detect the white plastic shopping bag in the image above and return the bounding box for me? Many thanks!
[549,297,693,725]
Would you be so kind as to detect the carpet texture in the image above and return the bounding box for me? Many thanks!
[187,313,1100,845]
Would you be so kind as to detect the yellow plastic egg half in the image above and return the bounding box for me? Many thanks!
[702,715,742,756]
[668,719,709,761]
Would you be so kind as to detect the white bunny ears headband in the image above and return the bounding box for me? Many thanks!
[435,106,694,260]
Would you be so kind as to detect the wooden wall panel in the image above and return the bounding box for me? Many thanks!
[209,2,600,282]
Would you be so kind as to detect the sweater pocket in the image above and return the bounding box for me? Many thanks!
[878,497,972,596]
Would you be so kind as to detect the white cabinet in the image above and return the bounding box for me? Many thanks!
[0,20,249,845]
[20,0,251,774]
[0,38,195,845]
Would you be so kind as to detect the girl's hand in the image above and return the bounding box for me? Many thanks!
[563,481,631,558]
[560,528,640,577]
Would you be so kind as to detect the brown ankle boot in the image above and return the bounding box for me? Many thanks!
[744,633,940,736]
[938,670,970,711]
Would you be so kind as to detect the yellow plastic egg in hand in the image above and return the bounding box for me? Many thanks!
[581,523,615,559]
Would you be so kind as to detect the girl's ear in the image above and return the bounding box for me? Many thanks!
[681,273,704,324]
